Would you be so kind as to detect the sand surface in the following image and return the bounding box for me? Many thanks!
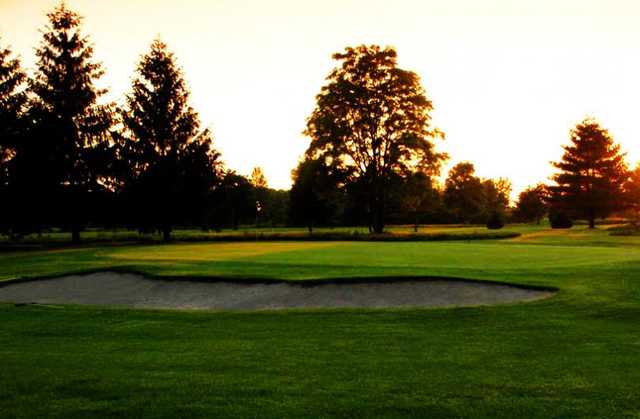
[0,272,552,311]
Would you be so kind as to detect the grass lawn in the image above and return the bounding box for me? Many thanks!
[1,225,639,418]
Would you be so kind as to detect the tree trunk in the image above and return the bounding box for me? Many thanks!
[162,226,171,242]
[71,226,81,244]
[372,180,385,234]
[588,208,595,229]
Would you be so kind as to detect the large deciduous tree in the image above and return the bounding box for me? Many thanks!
[304,45,446,233]
[549,118,627,228]
[121,39,222,241]
[27,3,114,242]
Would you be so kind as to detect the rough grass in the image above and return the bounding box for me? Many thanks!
[1,224,639,418]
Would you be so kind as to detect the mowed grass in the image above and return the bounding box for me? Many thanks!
[1,225,640,418]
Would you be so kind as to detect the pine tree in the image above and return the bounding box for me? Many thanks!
[549,118,628,228]
[0,40,27,236]
[121,39,221,241]
[0,39,26,188]
[29,2,114,242]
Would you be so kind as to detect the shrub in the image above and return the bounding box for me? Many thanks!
[549,210,573,229]
[486,211,505,230]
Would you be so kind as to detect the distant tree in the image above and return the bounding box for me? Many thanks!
[211,171,254,230]
[289,157,343,233]
[483,178,511,212]
[250,167,268,189]
[549,118,628,228]
[486,210,505,230]
[623,165,640,229]
[401,171,440,232]
[305,45,447,233]
[26,3,115,242]
[0,40,27,237]
[0,40,26,187]
[514,184,547,224]
[548,208,573,229]
[444,162,485,223]
[121,39,221,241]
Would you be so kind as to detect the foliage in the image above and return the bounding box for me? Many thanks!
[486,210,505,229]
[14,3,115,241]
[289,157,344,232]
[250,166,268,188]
[120,39,222,240]
[514,184,547,224]
[444,162,485,223]
[549,118,628,228]
[304,45,447,233]
[0,40,27,237]
[549,208,573,229]
[0,40,26,188]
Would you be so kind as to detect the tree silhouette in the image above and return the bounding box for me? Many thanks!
[401,171,439,232]
[121,39,221,241]
[305,45,446,233]
[28,3,114,242]
[215,171,254,230]
[514,184,547,224]
[623,165,640,229]
[250,167,268,189]
[549,118,627,228]
[0,40,27,236]
[0,40,26,180]
[290,158,343,233]
[444,162,485,223]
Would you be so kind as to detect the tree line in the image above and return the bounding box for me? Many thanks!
[1,3,639,242]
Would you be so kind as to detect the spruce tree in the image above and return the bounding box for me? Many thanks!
[122,39,221,241]
[0,39,26,188]
[0,40,27,236]
[29,2,114,242]
[549,118,628,228]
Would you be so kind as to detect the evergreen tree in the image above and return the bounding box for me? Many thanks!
[549,118,628,228]
[0,40,26,188]
[0,40,27,236]
[27,2,114,242]
[121,39,222,241]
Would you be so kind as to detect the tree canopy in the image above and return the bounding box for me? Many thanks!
[20,3,114,241]
[304,45,447,233]
[121,39,222,240]
[549,118,628,228]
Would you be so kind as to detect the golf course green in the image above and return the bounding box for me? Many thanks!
[1,225,639,418]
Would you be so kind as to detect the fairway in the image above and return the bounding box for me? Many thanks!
[1,226,640,418]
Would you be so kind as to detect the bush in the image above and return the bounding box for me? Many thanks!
[549,210,573,229]
[486,211,505,230]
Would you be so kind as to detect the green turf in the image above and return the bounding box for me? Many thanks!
[1,225,639,418]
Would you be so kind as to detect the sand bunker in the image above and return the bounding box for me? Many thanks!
[0,272,552,311]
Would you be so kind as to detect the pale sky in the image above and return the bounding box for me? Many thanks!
[1,0,640,196]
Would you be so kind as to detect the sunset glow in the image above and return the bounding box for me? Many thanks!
[2,0,640,195]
